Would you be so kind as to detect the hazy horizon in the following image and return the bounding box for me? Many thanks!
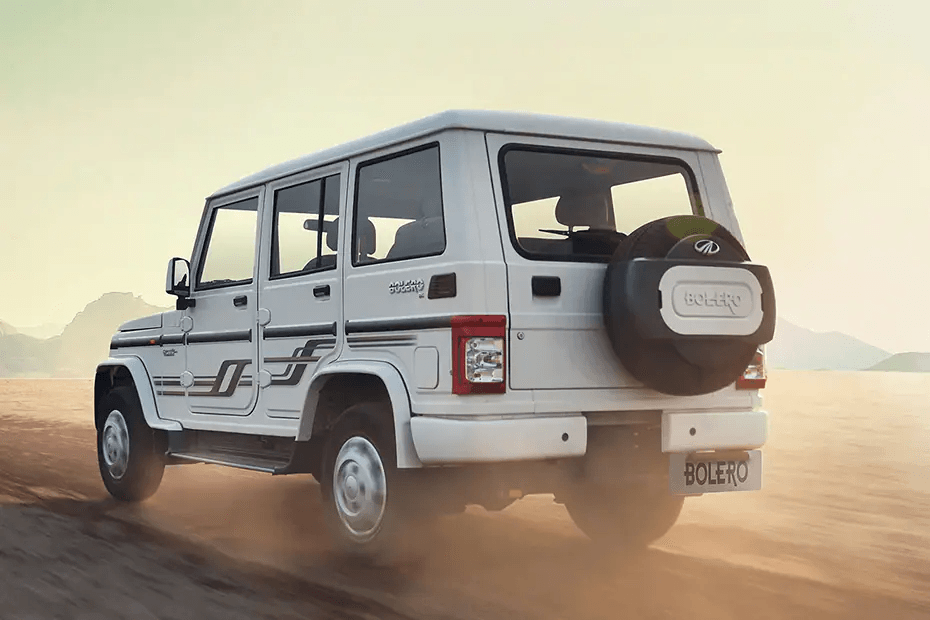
[3,0,929,353]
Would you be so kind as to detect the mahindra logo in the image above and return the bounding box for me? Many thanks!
[694,239,720,256]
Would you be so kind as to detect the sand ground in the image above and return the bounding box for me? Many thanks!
[1,371,928,619]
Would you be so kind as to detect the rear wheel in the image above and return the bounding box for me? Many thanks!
[564,425,684,551]
[96,386,166,502]
[565,484,684,551]
[319,403,430,563]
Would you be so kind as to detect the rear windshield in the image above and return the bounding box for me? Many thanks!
[499,146,702,262]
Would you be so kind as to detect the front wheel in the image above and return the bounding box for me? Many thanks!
[96,386,166,502]
[564,484,685,552]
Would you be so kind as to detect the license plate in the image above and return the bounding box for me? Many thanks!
[668,449,763,495]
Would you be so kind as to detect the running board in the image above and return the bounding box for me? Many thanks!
[167,451,289,474]
[164,429,322,477]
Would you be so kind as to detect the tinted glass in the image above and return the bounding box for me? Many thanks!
[502,148,699,262]
[353,145,445,265]
[197,197,258,288]
[272,174,341,277]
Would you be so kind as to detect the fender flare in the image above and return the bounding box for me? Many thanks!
[95,357,183,432]
[296,360,423,469]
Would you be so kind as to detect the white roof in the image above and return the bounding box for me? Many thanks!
[209,109,719,198]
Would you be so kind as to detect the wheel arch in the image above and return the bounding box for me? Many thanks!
[94,357,183,433]
[296,361,423,469]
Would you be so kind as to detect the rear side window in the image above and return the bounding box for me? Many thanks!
[500,147,701,262]
[271,174,341,278]
[352,144,446,266]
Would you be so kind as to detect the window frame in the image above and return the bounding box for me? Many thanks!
[269,172,342,282]
[192,193,262,292]
[497,143,705,264]
[350,141,447,268]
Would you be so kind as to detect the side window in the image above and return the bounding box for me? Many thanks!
[271,174,341,278]
[196,196,259,289]
[353,144,445,266]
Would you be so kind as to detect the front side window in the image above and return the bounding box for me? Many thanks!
[353,144,446,266]
[196,196,259,289]
[271,174,341,278]
[500,147,701,262]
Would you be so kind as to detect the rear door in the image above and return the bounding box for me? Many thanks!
[256,164,347,420]
[484,134,706,391]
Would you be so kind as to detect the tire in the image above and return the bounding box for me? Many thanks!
[611,214,750,263]
[96,386,166,502]
[319,402,428,564]
[565,484,685,552]
[603,214,762,396]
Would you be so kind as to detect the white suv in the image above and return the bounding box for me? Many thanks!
[94,110,775,558]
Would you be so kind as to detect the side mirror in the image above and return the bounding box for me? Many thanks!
[165,257,196,310]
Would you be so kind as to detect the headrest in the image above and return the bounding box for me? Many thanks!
[325,218,340,252]
[358,218,376,256]
[328,217,376,256]
[554,193,615,231]
[414,215,443,232]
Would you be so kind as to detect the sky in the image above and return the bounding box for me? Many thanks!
[1,0,929,353]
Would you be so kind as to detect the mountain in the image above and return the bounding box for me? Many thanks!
[16,322,67,340]
[54,293,172,378]
[765,318,892,371]
[0,294,171,378]
[867,352,930,373]
[0,333,61,378]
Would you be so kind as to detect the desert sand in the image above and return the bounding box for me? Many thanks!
[1,371,928,618]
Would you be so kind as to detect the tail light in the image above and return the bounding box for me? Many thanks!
[736,345,767,389]
[451,315,506,394]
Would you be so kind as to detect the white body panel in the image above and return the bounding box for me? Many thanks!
[118,314,163,332]
[255,163,348,422]
[101,109,769,474]
[95,357,183,431]
[183,283,259,416]
[295,361,422,468]
[662,410,769,453]
[410,415,587,464]
[179,187,264,418]
[333,131,516,433]
[483,132,727,394]
[210,110,718,199]
[109,315,188,423]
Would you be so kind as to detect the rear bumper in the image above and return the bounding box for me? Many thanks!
[408,409,767,465]
[662,410,768,453]
[409,415,587,465]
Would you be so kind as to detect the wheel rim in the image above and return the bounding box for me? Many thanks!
[102,409,130,480]
[332,436,387,542]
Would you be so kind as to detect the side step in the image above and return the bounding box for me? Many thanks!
[168,451,290,474]
[164,429,321,476]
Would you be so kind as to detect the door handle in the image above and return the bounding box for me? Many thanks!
[233,295,248,307]
[313,285,331,298]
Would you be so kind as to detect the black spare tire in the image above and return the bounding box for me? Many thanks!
[603,215,775,396]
